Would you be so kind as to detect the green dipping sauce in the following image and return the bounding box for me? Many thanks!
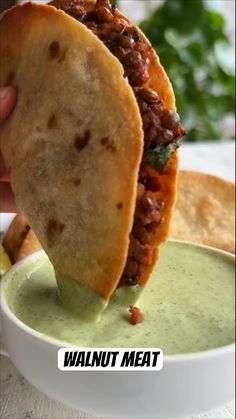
[5,241,235,355]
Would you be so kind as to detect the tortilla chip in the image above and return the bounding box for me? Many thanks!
[170,171,235,254]
[0,3,143,301]
[2,212,42,263]
[2,213,30,263]
[16,229,42,261]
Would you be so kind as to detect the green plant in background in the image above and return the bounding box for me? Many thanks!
[140,0,235,141]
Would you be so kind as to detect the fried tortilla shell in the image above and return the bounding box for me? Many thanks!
[0,3,143,302]
[2,213,30,263]
[170,171,235,254]
[16,229,42,262]
[2,212,42,262]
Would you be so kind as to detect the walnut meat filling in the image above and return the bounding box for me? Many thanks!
[49,0,185,286]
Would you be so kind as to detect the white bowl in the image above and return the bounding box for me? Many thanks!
[0,247,235,418]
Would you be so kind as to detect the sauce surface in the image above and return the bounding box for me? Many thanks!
[6,241,235,355]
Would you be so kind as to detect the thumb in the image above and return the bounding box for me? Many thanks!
[0,86,17,122]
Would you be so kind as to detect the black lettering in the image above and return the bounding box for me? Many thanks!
[141,351,151,367]
[85,351,92,366]
[64,351,78,367]
[101,351,111,368]
[120,351,135,367]
[75,351,85,367]
[91,351,103,367]
[110,351,119,367]
[152,351,161,367]
[134,351,143,367]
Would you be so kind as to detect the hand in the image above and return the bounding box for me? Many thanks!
[0,87,17,212]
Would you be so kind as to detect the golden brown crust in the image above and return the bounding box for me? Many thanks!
[2,212,42,263]
[170,171,235,254]
[0,2,143,299]
[16,229,42,261]
[2,213,30,263]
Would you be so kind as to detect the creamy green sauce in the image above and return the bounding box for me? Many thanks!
[6,241,235,355]
[56,272,108,322]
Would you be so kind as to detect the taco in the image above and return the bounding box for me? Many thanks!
[0,1,184,318]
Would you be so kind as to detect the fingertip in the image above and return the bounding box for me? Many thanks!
[0,86,17,122]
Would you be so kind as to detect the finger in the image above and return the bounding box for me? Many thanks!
[0,86,17,122]
[0,181,17,212]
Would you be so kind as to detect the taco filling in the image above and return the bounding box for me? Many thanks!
[49,0,185,287]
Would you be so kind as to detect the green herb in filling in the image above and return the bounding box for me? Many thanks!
[143,140,180,171]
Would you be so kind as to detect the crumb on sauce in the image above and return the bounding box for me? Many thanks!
[129,305,143,325]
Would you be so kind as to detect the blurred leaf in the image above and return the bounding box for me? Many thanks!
[165,29,204,52]
[206,10,225,30]
[202,11,227,47]
[214,40,235,76]
[139,0,235,141]
[206,95,235,118]
[182,105,197,131]
[179,43,205,67]
[161,0,204,33]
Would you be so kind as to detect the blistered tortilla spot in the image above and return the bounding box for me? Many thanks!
[101,137,109,146]
[48,41,60,59]
[36,126,42,132]
[47,113,57,129]
[58,49,67,63]
[4,71,15,86]
[46,218,65,248]
[101,137,116,153]
[73,178,81,186]
[63,177,81,186]
[74,130,91,152]
[106,143,116,153]
[116,202,123,210]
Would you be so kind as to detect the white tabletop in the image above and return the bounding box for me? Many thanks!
[0,141,235,419]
